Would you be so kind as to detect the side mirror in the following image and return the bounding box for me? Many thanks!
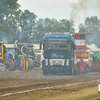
[40,41,42,49]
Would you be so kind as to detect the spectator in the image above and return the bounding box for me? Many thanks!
[41,52,44,66]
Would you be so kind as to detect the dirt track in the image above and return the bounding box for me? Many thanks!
[0,70,100,100]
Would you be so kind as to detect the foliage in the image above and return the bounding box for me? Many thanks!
[0,0,100,46]
[31,18,75,43]
[78,16,100,47]
[0,0,37,43]
[18,10,37,43]
[0,0,20,43]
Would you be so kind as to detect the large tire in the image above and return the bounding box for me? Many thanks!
[28,58,33,70]
[8,59,15,71]
[3,60,14,71]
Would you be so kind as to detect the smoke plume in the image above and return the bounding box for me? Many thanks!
[70,0,100,23]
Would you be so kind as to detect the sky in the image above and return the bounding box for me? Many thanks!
[18,0,100,31]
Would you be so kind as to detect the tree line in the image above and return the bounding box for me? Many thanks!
[0,0,100,47]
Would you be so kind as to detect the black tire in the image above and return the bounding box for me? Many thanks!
[3,60,14,71]
[28,58,33,70]
[8,59,15,71]
[43,70,48,75]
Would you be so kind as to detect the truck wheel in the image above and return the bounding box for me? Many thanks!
[43,70,48,75]
[3,60,14,71]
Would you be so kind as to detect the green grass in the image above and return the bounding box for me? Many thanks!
[20,89,100,100]
[20,90,65,100]
[75,93,100,100]
[20,90,100,100]
[19,82,100,100]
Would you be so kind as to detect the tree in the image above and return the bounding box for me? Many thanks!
[78,16,100,46]
[0,0,20,32]
[43,18,75,33]
[59,19,75,32]
[0,0,20,43]
[85,16,99,34]
[18,10,37,43]
[78,23,86,33]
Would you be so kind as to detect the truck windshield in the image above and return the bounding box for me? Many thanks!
[44,41,71,51]
[0,45,2,56]
[75,40,85,45]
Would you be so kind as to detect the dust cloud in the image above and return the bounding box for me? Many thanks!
[70,0,100,23]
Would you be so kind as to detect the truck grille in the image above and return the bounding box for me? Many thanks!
[50,59,65,66]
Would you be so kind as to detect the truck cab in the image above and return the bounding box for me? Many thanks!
[40,32,76,75]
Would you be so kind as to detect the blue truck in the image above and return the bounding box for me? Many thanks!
[40,32,76,75]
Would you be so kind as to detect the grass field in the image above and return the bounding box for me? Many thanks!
[18,81,100,100]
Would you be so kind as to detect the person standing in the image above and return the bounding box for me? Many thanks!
[40,52,44,67]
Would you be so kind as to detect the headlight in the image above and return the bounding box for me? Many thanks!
[66,59,69,66]
[45,59,48,65]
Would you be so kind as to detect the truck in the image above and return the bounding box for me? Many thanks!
[14,42,36,70]
[74,33,89,73]
[89,51,100,71]
[40,32,76,75]
[0,41,16,71]
[5,43,35,70]
[5,42,41,70]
